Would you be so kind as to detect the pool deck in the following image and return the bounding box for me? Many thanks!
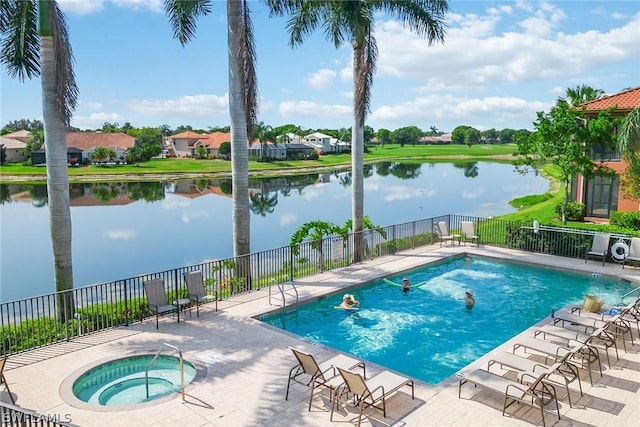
[3,244,640,427]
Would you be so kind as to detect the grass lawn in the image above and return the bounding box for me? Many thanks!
[0,143,517,181]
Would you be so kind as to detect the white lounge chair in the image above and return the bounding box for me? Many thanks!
[435,221,460,247]
[285,348,366,411]
[461,221,479,246]
[458,367,560,427]
[623,237,640,269]
[332,367,414,427]
[584,233,610,265]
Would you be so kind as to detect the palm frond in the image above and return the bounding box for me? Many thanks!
[163,0,212,46]
[377,0,448,45]
[239,0,258,139]
[1,0,40,80]
[46,1,78,126]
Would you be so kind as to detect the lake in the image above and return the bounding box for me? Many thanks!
[0,161,548,301]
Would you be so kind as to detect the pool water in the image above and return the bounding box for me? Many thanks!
[73,355,196,406]
[260,255,636,384]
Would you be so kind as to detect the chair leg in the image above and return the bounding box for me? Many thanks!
[2,374,15,404]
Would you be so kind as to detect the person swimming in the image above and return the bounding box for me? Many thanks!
[402,277,411,293]
[340,293,360,310]
[465,290,475,308]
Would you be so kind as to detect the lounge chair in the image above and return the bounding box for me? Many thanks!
[184,270,217,317]
[533,324,618,368]
[487,351,582,407]
[142,278,178,329]
[458,367,560,427]
[435,221,460,247]
[461,221,480,247]
[331,367,414,427]
[623,237,640,268]
[512,336,601,386]
[552,308,633,347]
[285,348,366,411]
[584,233,611,265]
[1,356,15,404]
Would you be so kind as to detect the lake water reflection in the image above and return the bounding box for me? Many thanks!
[0,161,548,301]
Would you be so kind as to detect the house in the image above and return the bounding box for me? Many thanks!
[303,132,350,153]
[3,130,32,143]
[248,142,287,160]
[1,135,28,163]
[167,131,230,158]
[571,86,640,218]
[419,133,453,144]
[31,132,136,165]
[283,143,316,160]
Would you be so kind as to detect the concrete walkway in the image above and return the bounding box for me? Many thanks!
[2,245,640,427]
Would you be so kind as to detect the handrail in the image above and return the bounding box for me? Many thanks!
[521,224,631,239]
[271,277,298,312]
[145,343,185,402]
[618,286,640,305]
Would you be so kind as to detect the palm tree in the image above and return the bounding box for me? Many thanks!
[1,0,78,321]
[268,0,448,262]
[254,121,276,161]
[563,84,605,106]
[164,0,257,267]
[618,107,640,198]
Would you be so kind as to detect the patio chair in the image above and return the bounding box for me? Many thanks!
[285,348,366,411]
[435,221,460,247]
[142,278,178,329]
[458,366,560,427]
[461,221,479,247]
[331,367,414,427]
[623,237,640,269]
[584,233,611,265]
[184,270,217,317]
[1,356,15,404]
[487,351,582,407]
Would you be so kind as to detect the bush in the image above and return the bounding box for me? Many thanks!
[610,211,640,230]
[307,150,319,160]
[555,201,585,221]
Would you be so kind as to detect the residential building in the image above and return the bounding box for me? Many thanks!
[571,86,640,217]
[419,133,453,144]
[31,132,136,165]
[3,129,32,143]
[303,132,350,153]
[167,131,230,158]
[1,135,27,163]
[248,142,287,160]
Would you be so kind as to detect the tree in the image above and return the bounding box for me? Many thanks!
[1,0,78,320]
[1,118,43,133]
[91,146,111,164]
[376,128,391,147]
[563,84,605,106]
[24,129,44,161]
[254,121,276,161]
[289,220,341,272]
[392,125,423,147]
[516,100,617,224]
[268,0,449,264]
[249,191,278,216]
[617,107,640,198]
[219,141,231,159]
[165,0,257,273]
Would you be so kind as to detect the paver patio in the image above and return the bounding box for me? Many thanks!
[2,245,639,426]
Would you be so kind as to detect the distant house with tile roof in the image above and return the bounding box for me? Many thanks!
[167,131,231,158]
[1,135,28,163]
[31,132,136,165]
[571,86,640,217]
[303,132,350,153]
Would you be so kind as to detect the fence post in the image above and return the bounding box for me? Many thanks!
[124,280,129,327]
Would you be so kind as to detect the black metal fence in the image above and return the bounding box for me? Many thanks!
[0,401,78,427]
[0,214,632,356]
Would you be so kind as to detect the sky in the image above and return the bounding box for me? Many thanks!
[1,0,639,134]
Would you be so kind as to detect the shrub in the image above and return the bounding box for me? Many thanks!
[610,211,640,230]
[307,150,319,160]
[555,201,585,221]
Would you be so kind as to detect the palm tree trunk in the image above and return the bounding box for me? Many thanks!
[351,47,365,263]
[41,35,75,322]
[227,0,251,287]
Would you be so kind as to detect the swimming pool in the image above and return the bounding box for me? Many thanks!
[260,255,636,385]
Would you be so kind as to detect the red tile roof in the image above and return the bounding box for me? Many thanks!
[170,131,207,139]
[580,86,640,112]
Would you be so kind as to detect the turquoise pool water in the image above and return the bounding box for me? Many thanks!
[73,355,196,406]
[260,255,636,385]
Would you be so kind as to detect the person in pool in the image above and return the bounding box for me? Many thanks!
[340,293,360,310]
[402,277,411,293]
[465,290,475,308]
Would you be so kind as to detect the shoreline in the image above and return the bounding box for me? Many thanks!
[0,154,517,184]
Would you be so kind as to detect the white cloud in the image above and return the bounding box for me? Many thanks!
[162,198,190,209]
[279,100,351,121]
[104,229,135,240]
[58,0,104,15]
[181,210,210,224]
[462,188,486,199]
[279,213,297,226]
[129,94,229,116]
[72,112,124,129]
[112,0,164,13]
[306,69,337,89]
[82,102,103,110]
[382,185,418,202]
